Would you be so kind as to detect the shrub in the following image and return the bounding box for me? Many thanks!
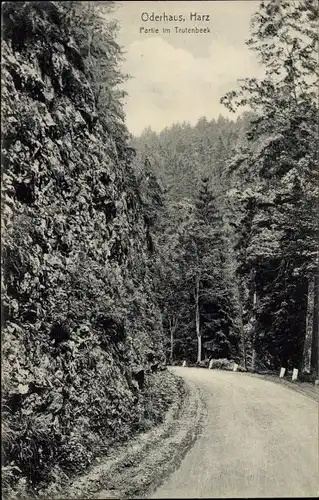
[208,358,233,370]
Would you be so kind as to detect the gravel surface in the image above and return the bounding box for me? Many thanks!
[246,371,319,403]
[152,367,318,498]
[54,367,318,499]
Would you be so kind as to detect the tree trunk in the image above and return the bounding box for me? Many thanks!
[168,314,178,364]
[170,326,174,363]
[311,274,319,378]
[195,275,201,362]
[238,283,247,370]
[168,316,174,364]
[251,346,257,372]
[197,335,202,364]
[302,278,314,373]
[251,290,257,372]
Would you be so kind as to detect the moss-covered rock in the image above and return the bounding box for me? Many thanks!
[2,1,166,493]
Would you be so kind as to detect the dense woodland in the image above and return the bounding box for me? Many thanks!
[133,0,319,375]
[1,0,318,497]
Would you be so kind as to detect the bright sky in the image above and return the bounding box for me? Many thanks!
[111,1,264,136]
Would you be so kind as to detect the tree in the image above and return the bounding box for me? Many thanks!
[221,0,318,373]
[159,201,197,362]
[178,178,239,363]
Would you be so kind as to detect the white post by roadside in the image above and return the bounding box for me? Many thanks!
[292,368,298,381]
[279,367,286,379]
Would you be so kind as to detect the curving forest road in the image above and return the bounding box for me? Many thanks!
[151,367,318,499]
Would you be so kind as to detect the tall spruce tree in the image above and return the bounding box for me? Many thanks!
[182,178,239,362]
[221,0,318,373]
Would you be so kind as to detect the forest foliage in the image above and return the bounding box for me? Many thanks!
[133,0,319,374]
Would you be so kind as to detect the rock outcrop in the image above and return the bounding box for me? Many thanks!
[2,1,166,491]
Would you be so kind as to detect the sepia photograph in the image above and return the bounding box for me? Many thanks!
[1,0,318,498]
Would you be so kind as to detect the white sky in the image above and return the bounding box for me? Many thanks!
[111,1,265,136]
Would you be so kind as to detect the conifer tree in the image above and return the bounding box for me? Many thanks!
[221,0,318,373]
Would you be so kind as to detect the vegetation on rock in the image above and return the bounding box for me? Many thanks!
[2,1,167,495]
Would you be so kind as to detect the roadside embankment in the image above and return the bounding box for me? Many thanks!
[36,369,205,500]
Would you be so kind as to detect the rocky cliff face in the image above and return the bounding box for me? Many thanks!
[2,2,166,490]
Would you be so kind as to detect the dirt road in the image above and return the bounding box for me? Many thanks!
[151,367,318,498]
